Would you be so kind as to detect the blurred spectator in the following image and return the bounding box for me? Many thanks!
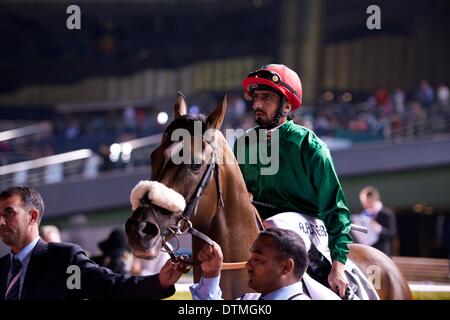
[374,87,390,108]
[437,83,449,107]
[354,186,397,256]
[315,111,331,135]
[392,87,406,115]
[98,143,116,171]
[294,114,314,130]
[228,95,247,127]
[96,32,117,63]
[65,118,81,139]
[91,228,132,275]
[382,102,395,117]
[122,106,137,129]
[348,113,369,131]
[13,170,28,185]
[407,101,427,136]
[40,225,62,243]
[83,153,102,178]
[43,145,63,184]
[135,108,148,129]
[415,80,434,109]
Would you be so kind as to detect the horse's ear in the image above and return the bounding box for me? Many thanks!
[207,94,227,129]
[174,91,188,118]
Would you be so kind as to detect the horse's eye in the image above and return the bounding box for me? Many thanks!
[190,159,202,171]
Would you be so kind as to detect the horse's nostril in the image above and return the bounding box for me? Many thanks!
[139,222,159,237]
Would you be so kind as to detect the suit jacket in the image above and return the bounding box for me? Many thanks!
[0,239,174,300]
[372,207,397,256]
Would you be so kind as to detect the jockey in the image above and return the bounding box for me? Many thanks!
[233,64,353,298]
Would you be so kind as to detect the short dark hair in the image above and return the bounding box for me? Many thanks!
[361,186,380,201]
[0,186,45,223]
[258,228,308,279]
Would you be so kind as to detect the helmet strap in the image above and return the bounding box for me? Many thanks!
[270,96,288,128]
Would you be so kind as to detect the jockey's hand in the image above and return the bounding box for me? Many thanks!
[158,258,191,289]
[197,241,223,278]
[328,260,348,298]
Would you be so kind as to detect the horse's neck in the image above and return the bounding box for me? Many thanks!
[191,139,258,298]
[221,163,256,223]
[220,136,256,222]
[193,141,259,254]
[218,137,257,228]
[213,152,260,258]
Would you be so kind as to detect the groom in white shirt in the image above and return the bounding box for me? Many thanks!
[190,227,311,300]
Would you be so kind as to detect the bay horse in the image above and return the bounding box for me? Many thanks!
[125,93,412,300]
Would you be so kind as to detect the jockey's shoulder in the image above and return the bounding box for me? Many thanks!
[282,121,328,151]
[238,122,327,152]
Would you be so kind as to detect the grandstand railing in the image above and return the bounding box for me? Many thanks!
[0,149,93,190]
[0,133,162,190]
[0,122,52,142]
[389,108,450,141]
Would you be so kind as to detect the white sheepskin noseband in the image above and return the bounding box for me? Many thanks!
[130,180,186,212]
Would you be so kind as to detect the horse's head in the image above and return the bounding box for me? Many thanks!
[125,92,228,259]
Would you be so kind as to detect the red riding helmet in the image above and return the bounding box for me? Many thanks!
[242,64,303,110]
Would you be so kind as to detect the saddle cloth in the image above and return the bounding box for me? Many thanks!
[264,212,380,300]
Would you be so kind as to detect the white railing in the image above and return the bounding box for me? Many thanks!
[0,149,93,175]
[0,122,52,142]
[0,133,162,189]
[389,110,450,141]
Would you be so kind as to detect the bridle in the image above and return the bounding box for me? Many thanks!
[146,136,246,270]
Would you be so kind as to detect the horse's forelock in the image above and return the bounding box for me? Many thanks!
[165,113,208,138]
[161,113,235,165]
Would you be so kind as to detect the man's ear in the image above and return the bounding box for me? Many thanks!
[281,258,294,274]
[29,208,39,224]
[283,102,292,114]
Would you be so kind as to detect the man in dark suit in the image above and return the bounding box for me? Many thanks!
[0,186,189,300]
[359,186,397,256]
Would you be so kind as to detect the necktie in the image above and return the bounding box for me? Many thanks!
[5,256,22,300]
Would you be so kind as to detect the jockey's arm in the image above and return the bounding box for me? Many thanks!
[310,147,352,298]
[311,148,353,263]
